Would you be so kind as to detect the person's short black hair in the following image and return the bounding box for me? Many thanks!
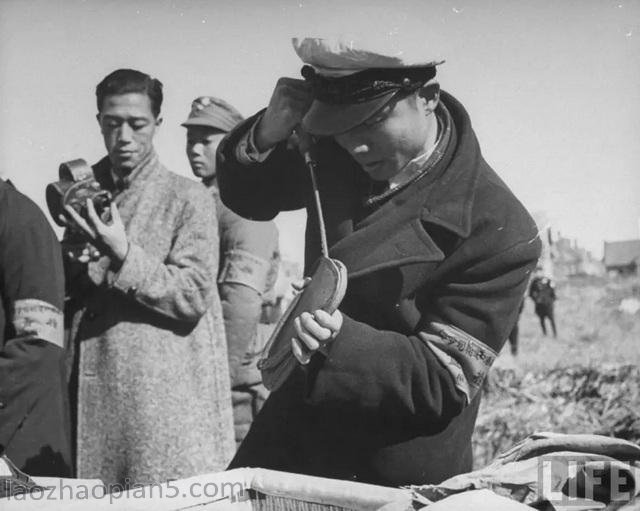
[96,69,163,117]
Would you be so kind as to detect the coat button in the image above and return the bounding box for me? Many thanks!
[86,310,97,321]
[0,402,5,409]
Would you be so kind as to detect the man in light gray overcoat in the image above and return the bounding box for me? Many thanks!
[63,69,234,486]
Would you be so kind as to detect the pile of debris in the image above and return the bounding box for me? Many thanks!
[473,364,640,467]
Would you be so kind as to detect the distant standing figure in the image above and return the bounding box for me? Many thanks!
[507,299,525,355]
[529,272,557,337]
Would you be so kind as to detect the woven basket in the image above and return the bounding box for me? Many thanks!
[5,468,410,511]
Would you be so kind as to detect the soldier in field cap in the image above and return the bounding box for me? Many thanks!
[219,37,541,485]
[182,97,280,446]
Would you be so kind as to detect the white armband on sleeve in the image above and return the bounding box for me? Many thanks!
[418,322,497,404]
[235,115,275,164]
[12,299,64,348]
[218,249,271,294]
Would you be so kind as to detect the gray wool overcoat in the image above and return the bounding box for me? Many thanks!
[65,153,234,485]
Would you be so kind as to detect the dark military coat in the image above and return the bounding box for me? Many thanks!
[218,92,541,486]
[0,179,71,476]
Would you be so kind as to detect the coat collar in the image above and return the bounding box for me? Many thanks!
[93,151,159,193]
[327,92,481,277]
[417,91,480,240]
[356,92,480,239]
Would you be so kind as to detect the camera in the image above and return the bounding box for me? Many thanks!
[46,159,112,261]
[46,159,112,228]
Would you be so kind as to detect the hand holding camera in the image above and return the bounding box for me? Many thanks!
[64,199,129,263]
[47,159,129,264]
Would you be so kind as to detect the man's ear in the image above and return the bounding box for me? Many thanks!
[420,81,440,114]
[155,117,163,127]
[417,81,440,113]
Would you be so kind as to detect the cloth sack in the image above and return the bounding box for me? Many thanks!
[405,432,640,510]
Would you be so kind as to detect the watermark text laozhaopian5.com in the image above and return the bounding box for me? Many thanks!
[6,478,247,504]
[538,455,635,507]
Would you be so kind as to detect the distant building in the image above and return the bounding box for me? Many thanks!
[553,235,604,278]
[531,211,604,279]
[531,211,555,277]
[603,239,640,275]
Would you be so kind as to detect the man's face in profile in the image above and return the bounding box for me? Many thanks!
[97,93,161,173]
[185,126,226,180]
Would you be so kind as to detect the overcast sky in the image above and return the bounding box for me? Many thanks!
[1,0,638,262]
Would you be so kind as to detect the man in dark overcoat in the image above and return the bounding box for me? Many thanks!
[0,178,71,476]
[219,38,542,486]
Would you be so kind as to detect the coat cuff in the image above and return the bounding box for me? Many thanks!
[304,313,367,396]
[109,242,153,296]
[235,114,275,164]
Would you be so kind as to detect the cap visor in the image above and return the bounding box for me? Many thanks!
[181,119,226,131]
[302,91,396,136]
